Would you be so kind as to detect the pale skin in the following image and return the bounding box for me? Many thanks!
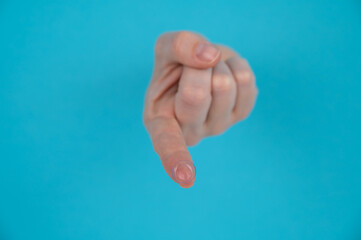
[143,31,258,188]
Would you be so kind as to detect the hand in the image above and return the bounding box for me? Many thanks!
[143,31,258,188]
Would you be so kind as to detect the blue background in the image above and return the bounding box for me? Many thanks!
[1,0,361,239]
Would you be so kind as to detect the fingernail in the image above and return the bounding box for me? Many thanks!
[196,43,220,63]
[172,161,196,184]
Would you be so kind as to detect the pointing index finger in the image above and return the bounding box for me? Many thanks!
[144,115,196,188]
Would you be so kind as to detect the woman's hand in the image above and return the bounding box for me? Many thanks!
[143,31,258,188]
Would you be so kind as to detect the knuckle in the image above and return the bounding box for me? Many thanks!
[152,127,180,150]
[212,74,233,92]
[234,66,255,86]
[179,87,210,107]
[153,131,171,145]
[142,114,150,126]
[142,109,153,127]
[142,103,157,127]
[152,131,174,154]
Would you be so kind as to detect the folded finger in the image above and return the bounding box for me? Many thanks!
[204,61,236,135]
[225,56,258,122]
[175,66,212,145]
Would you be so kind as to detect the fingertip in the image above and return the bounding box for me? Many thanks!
[154,31,221,69]
[195,42,221,66]
[171,160,196,187]
[179,179,195,188]
[146,116,197,189]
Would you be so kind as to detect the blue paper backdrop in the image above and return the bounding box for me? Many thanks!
[1,0,360,239]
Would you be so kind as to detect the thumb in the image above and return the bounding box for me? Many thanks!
[154,31,221,70]
[145,115,196,188]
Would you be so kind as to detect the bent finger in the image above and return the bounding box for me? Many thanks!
[225,56,258,122]
[175,66,212,145]
[205,61,236,135]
